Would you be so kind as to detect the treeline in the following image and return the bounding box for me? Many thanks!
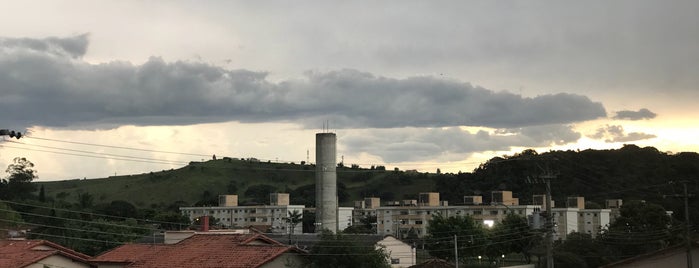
[433,145,699,223]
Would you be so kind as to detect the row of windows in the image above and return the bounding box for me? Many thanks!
[183,208,296,215]
[380,209,525,216]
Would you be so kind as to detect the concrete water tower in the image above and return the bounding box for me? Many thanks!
[315,132,337,233]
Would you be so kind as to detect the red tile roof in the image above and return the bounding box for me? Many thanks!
[92,233,305,268]
[0,239,92,268]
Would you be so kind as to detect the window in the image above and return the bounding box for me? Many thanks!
[473,211,482,215]
[490,211,498,215]
[391,258,400,264]
[415,220,423,225]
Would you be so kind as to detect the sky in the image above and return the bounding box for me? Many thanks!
[1,1,698,181]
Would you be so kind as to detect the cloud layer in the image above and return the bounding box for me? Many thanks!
[613,108,657,121]
[0,35,607,131]
[343,124,581,163]
[587,125,657,143]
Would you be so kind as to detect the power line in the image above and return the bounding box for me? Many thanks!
[25,136,211,157]
[0,144,189,165]
[4,140,192,164]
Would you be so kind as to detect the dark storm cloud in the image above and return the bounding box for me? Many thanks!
[0,35,607,130]
[342,125,582,163]
[613,108,657,121]
[587,125,656,143]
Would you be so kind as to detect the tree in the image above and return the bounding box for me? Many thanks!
[76,192,94,209]
[555,232,613,268]
[244,184,277,204]
[97,200,138,218]
[600,200,678,257]
[488,214,538,263]
[425,213,486,263]
[281,210,303,244]
[151,212,190,230]
[0,202,23,230]
[38,185,46,202]
[1,157,38,200]
[305,230,390,268]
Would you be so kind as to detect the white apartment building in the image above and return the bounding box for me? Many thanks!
[180,193,304,235]
[530,196,612,239]
[354,192,541,238]
[181,193,355,234]
[355,192,616,240]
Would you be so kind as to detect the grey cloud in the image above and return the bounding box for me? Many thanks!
[613,108,657,120]
[587,125,656,143]
[0,36,607,130]
[341,125,581,163]
[517,124,581,145]
[0,34,89,58]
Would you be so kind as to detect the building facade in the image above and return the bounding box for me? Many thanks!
[353,192,541,238]
[180,194,304,234]
[355,192,615,240]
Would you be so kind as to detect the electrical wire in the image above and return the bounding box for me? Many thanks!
[24,136,210,157]
[4,140,191,165]
[0,144,189,166]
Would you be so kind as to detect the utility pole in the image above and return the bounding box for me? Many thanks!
[542,174,555,268]
[527,171,556,268]
[684,182,693,268]
[454,234,459,268]
[666,181,694,268]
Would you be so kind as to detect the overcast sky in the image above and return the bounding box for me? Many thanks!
[1,1,698,181]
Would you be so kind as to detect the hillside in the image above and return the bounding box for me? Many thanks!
[39,145,699,223]
[39,157,437,208]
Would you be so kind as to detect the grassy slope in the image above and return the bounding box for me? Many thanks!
[39,158,437,208]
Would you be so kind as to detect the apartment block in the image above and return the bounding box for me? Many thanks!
[181,194,304,235]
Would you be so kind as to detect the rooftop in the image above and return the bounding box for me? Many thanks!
[92,232,305,268]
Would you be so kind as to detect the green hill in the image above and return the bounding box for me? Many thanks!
[39,157,437,209]
[38,145,699,224]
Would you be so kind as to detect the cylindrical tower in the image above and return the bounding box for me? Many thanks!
[315,132,337,233]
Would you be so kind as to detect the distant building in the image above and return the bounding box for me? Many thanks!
[463,195,483,205]
[532,194,556,210]
[492,191,519,205]
[378,235,416,268]
[529,207,612,240]
[354,192,541,238]
[355,191,615,240]
[180,194,304,235]
[180,193,354,234]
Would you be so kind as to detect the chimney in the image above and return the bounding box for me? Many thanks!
[201,216,210,232]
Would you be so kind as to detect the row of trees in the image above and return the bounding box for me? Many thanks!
[422,199,683,267]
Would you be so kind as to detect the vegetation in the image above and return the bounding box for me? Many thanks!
[1,157,38,200]
[305,230,390,268]
[2,144,698,263]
